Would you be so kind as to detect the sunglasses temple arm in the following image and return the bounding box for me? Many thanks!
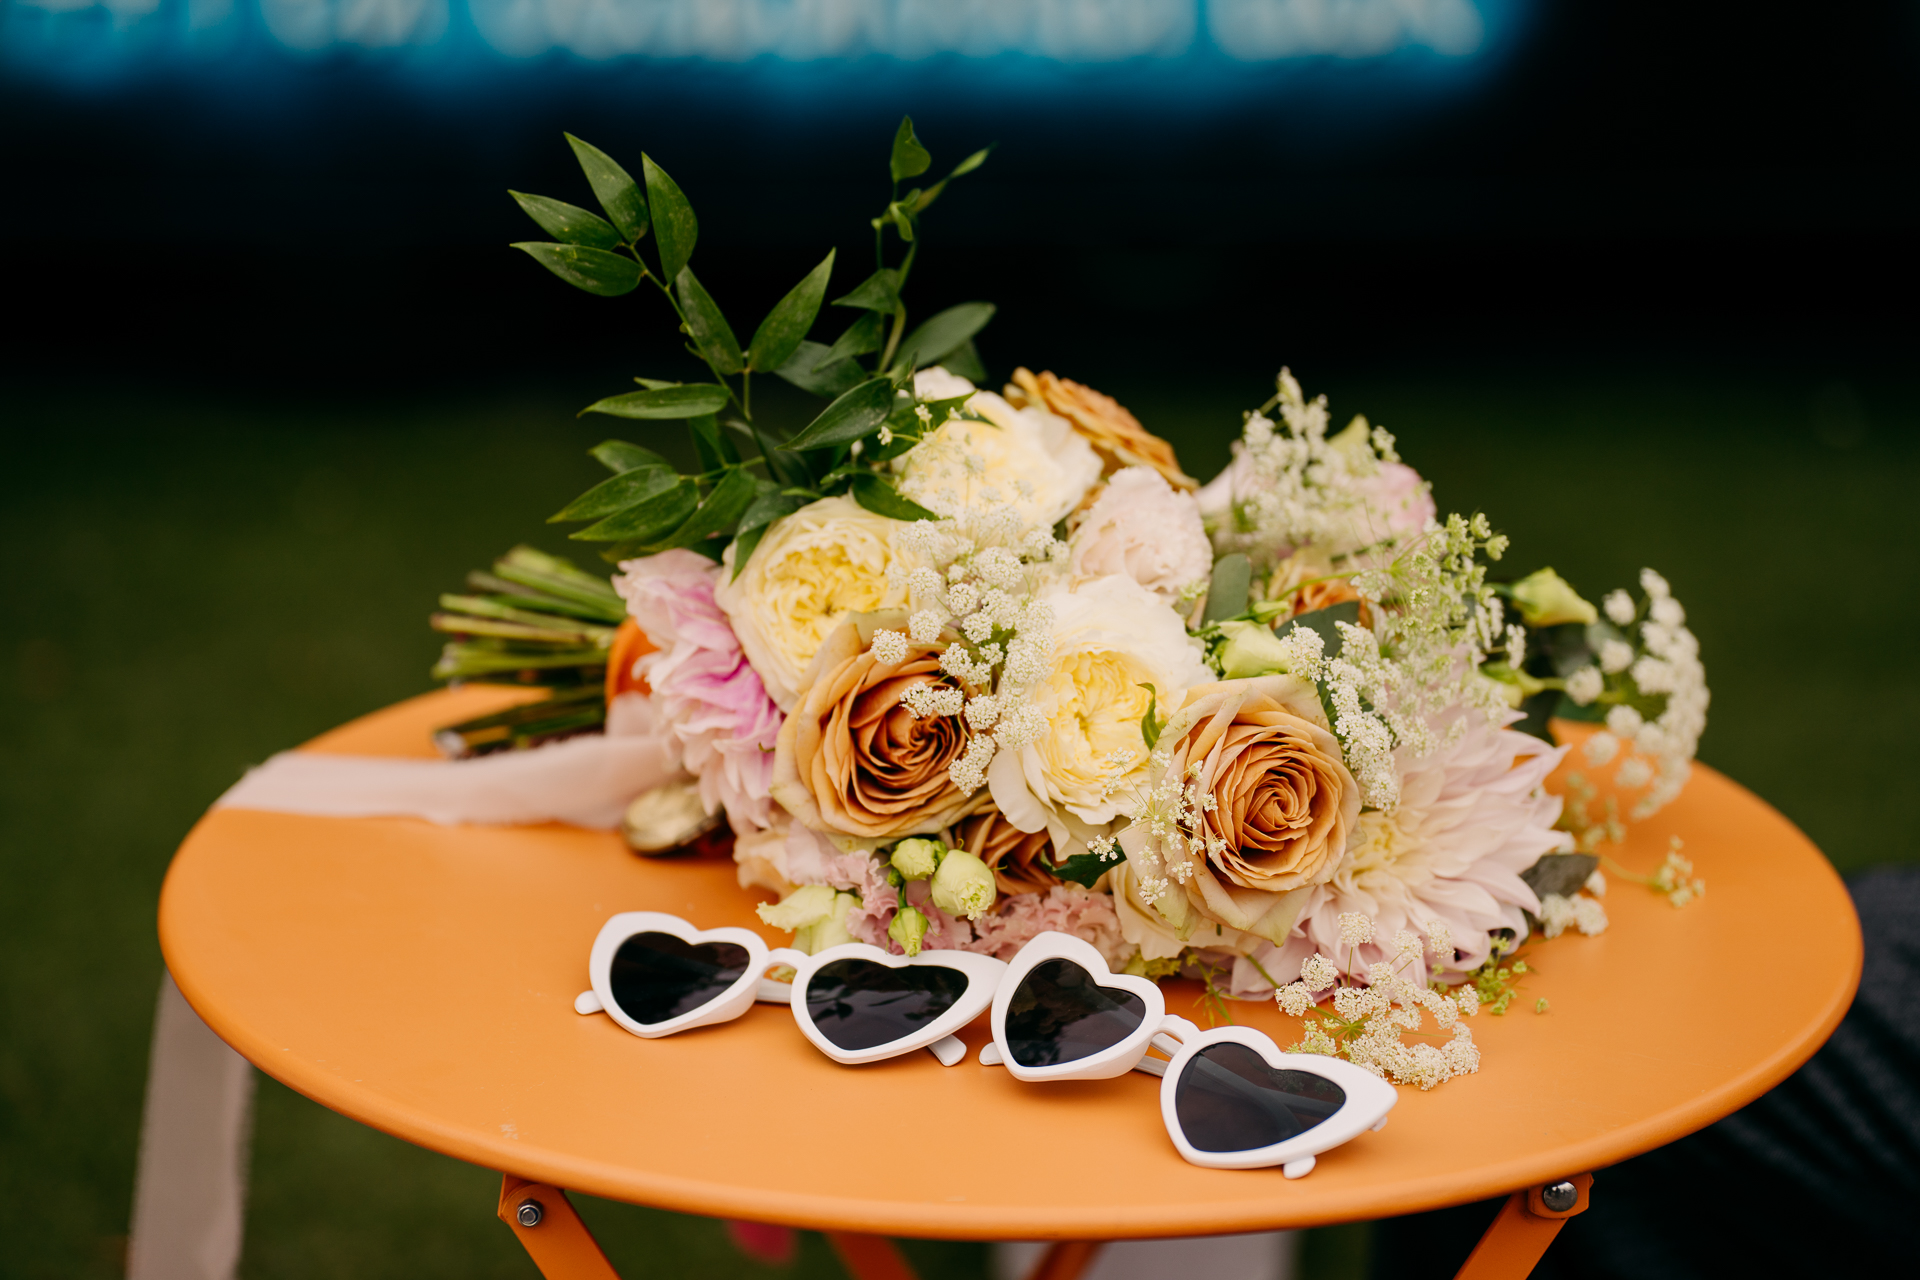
[754,947,812,1005]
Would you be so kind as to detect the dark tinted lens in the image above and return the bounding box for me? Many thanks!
[609,932,752,1027]
[804,959,968,1051]
[1004,958,1147,1067]
[1174,1042,1347,1153]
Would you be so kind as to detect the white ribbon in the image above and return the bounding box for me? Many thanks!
[214,694,681,831]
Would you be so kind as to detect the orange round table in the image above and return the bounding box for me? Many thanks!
[159,689,1861,1280]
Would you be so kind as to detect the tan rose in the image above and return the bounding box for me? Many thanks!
[1005,368,1197,491]
[1117,675,1360,945]
[771,618,980,847]
[955,806,1060,895]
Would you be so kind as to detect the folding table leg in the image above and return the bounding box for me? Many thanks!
[1021,1240,1106,1280]
[824,1232,921,1280]
[497,1175,622,1280]
[1452,1173,1593,1280]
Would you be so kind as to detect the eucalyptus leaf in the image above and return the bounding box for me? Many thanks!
[642,154,698,282]
[548,464,677,523]
[890,116,933,182]
[579,384,729,419]
[508,192,622,250]
[512,243,642,297]
[675,267,743,375]
[687,413,738,471]
[748,250,835,373]
[786,378,898,451]
[589,440,669,473]
[573,479,697,542]
[824,311,885,363]
[1202,553,1253,625]
[1520,853,1601,900]
[832,269,901,312]
[890,302,995,372]
[656,467,757,549]
[940,338,987,382]
[563,135,649,241]
[775,341,867,397]
[849,473,940,522]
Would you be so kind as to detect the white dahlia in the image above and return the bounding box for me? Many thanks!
[1232,708,1568,994]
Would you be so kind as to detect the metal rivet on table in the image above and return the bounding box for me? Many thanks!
[1540,1180,1578,1212]
[517,1199,545,1228]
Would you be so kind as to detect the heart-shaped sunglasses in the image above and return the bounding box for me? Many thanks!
[572,912,1005,1066]
[978,932,1397,1177]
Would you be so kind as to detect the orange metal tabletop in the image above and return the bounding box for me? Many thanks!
[159,688,1861,1242]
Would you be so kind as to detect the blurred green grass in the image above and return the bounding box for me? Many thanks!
[0,361,1912,1279]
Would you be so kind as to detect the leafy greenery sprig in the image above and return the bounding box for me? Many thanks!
[508,118,996,571]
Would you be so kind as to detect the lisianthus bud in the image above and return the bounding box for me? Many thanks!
[928,848,996,920]
[1510,568,1597,628]
[889,903,930,956]
[1215,619,1295,680]
[890,838,945,881]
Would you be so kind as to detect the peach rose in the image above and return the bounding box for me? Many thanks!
[955,807,1061,895]
[1118,675,1359,945]
[771,618,979,848]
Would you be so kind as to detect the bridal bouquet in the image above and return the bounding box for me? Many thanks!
[425,121,1709,1087]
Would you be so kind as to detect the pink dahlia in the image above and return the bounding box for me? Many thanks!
[1234,707,1568,995]
[613,550,783,833]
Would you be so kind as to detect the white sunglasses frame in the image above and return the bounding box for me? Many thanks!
[572,912,1005,1066]
[1150,1025,1398,1177]
[978,931,1201,1082]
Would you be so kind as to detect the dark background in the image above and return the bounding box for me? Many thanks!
[3,2,1917,1278]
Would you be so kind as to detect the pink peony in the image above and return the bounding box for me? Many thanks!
[612,550,783,834]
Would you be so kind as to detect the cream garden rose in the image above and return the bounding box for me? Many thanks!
[988,574,1212,855]
[714,495,909,710]
[893,385,1101,529]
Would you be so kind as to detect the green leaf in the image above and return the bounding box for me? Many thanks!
[1050,851,1117,889]
[579,384,730,419]
[1283,600,1363,654]
[1137,683,1161,749]
[511,243,641,297]
[890,116,933,182]
[939,338,986,382]
[824,311,885,363]
[573,479,697,542]
[889,302,995,372]
[589,440,669,473]
[1202,553,1253,625]
[687,413,738,471]
[775,341,868,397]
[747,250,835,373]
[548,464,677,522]
[786,378,898,451]
[833,269,901,312]
[642,154,698,283]
[633,377,680,390]
[737,483,803,536]
[849,473,939,521]
[656,467,757,549]
[947,145,992,179]
[728,521,771,581]
[563,135,649,242]
[675,267,743,375]
[508,192,622,249]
